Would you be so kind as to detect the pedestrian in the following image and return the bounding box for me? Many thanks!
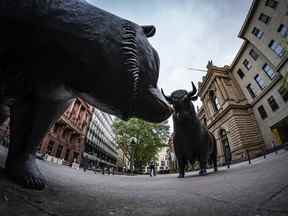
[82,155,89,172]
[224,145,232,168]
[272,139,278,154]
[107,167,111,175]
[149,160,156,177]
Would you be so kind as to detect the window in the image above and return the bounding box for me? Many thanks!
[237,69,245,79]
[278,24,288,38]
[265,0,278,9]
[249,49,259,61]
[258,105,268,120]
[254,74,266,90]
[243,59,252,70]
[246,84,256,98]
[210,91,220,112]
[56,145,63,158]
[267,96,279,111]
[262,63,276,80]
[268,40,285,57]
[47,141,54,154]
[214,97,220,111]
[252,27,264,39]
[259,13,271,24]
[278,86,288,102]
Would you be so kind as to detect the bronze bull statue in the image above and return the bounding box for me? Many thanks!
[162,82,217,178]
[0,0,172,189]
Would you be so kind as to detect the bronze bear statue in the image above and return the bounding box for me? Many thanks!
[0,0,172,189]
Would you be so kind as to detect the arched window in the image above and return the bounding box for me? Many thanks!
[210,91,220,112]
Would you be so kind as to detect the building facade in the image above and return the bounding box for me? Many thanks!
[156,147,170,174]
[85,108,118,170]
[40,98,93,165]
[232,0,288,147]
[197,63,264,163]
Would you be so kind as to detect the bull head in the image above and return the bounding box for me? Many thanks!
[161,81,198,105]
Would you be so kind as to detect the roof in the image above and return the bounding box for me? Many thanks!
[238,0,260,39]
[229,40,248,71]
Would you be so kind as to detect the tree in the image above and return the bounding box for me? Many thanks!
[113,118,170,173]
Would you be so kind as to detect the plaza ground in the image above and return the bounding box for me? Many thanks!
[0,145,288,216]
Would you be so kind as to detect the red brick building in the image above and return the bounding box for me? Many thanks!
[39,98,93,164]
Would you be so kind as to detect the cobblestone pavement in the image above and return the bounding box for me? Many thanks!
[0,145,288,216]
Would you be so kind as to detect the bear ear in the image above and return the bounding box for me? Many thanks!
[142,25,156,38]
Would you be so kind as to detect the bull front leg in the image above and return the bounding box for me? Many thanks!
[199,157,208,176]
[177,158,185,178]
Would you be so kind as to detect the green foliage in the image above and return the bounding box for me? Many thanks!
[113,118,170,172]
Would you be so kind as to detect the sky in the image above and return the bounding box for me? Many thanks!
[86,0,252,129]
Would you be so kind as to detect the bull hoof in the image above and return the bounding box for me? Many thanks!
[199,170,207,176]
[5,157,46,190]
[177,175,184,178]
[214,167,218,172]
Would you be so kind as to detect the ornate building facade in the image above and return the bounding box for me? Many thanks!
[197,63,264,163]
[197,0,288,163]
[84,108,118,169]
[39,98,93,165]
[232,0,288,147]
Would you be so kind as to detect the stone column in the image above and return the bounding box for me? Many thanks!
[218,78,229,101]
[207,100,215,118]
[203,93,212,118]
[214,78,225,105]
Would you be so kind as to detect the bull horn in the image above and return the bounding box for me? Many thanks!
[161,88,172,104]
[188,81,197,98]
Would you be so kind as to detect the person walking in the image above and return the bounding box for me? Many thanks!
[224,144,232,168]
[82,155,89,172]
[149,160,156,177]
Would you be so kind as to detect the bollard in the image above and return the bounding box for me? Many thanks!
[246,150,251,164]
